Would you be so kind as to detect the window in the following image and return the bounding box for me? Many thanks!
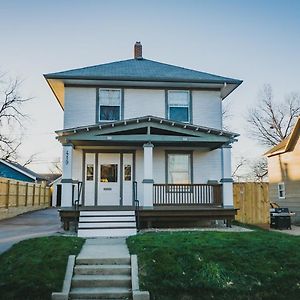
[124,165,132,181]
[100,164,118,182]
[278,183,286,199]
[167,153,191,184]
[99,89,121,121]
[168,90,190,122]
[86,164,94,181]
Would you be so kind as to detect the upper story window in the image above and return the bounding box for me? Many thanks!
[278,183,286,199]
[99,89,121,121]
[168,90,190,123]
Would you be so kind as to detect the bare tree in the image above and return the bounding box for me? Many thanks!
[251,157,268,182]
[22,152,40,167]
[232,156,247,180]
[49,157,62,174]
[0,73,30,160]
[247,84,300,146]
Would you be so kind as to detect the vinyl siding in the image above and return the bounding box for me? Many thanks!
[192,90,222,129]
[72,149,83,181]
[64,87,96,129]
[124,89,165,119]
[268,135,300,223]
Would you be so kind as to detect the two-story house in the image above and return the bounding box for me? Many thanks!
[44,42,242,237]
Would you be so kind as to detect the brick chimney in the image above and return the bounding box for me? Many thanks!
[134,42,143,59]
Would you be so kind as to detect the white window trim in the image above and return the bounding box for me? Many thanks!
[167,90,190,123]
[278,182,286,199]
[99,88,122,122]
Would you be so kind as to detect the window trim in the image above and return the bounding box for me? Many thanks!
[167,90,191,123]
[165,150,193,184]
[98,88,122,122]
[278,182,286,199]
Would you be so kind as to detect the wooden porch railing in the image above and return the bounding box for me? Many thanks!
[153,184,222,206]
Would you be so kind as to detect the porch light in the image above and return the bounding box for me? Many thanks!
[112,124,114,127]
[148,117,151,121]
[86,127,89,131]
[99,125,102,129]
[207,130,211,133]
[195,127,199,131]
[172,122,174,126]
[160,120,163,124]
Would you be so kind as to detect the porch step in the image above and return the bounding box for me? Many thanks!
[76,257,131,265]
[77,210,137,238]
[80,216,136,222]
[80,211,135,216]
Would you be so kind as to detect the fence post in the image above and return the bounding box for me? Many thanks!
[32,184,35,206]
[43,186,46,205]
[6,180,10,209]
[25,183,28,206]
[38,185,41,205]
[16,181,19,207]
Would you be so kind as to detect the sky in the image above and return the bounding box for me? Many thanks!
[0,0,299,174]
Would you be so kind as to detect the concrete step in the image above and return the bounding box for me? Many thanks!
[79,216,136,222]
[72,274,131,288]
[74,265,131,275]
[78,222,136,229]
[76,257,131,265]
[69,287,132,299]
[77,228,137,238]
[80,211,135,216]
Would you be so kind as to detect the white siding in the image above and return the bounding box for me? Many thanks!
[72,149,83,181]
[135,149,144,202]
[124,89,165,119]
[192,91,222,129]
[193,149,222,183]
[64,87,96,128]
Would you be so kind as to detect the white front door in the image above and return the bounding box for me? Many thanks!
[98,153,120,206]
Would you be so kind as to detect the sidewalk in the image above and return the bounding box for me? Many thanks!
[0,208,61,254]
[77,237,130,262]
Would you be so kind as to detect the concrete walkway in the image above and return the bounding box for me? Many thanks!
[270,225,300,236]
[77,237,129,262]
[0,208,61,254]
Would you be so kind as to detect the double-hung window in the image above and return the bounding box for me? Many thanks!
[278,183,286,199]
[167,153,191,184]
[99,89,121,121]
[168,90,190,123]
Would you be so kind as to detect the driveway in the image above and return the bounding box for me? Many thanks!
[0,208,61,254]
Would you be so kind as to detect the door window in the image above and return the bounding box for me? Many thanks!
[101,164,118,182]
[124,164,132,181]
[86,164,94,181]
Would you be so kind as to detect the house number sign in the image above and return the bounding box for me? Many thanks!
[65,150,69,165]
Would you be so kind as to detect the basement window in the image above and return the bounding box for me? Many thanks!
[99,89,121,121]
[278,183,286,199]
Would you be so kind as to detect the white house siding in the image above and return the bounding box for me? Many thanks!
[192,91,222,129]
[193,149,222,183]
[64,87,96,129]
[124,89,165,119]
[135,149,144,203]
[72,149,83,181]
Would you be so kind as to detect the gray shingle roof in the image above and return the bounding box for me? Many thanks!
[45,58,241,84]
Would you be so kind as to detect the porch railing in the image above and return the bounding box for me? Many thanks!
[153,184,222,206]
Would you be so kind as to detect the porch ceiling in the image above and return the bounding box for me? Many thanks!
[57,115,239,149]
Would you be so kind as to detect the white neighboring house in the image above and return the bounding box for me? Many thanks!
[44,42,242,236]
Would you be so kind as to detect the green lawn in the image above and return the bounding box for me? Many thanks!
[0,236,84,300]
[127,229,300,300]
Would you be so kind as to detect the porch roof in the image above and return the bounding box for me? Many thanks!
[57,116,239,149]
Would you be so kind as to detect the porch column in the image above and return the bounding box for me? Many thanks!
[142,142,154,207]
[221,144,234,208]
[61,144,74,207]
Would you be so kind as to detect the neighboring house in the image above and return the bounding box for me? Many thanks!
[49,175,62,207]
[44,42,242,236]
[0,159,45,183]
[265,117,300,223]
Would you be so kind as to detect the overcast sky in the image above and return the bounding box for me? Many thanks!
[0,0,299,174]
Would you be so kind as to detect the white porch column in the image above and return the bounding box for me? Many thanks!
[221,144,234,208]
[142,143,154,208]
[61,144,74,207]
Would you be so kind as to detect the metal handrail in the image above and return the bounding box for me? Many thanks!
[133,181,140,231]
[73,181,83,233]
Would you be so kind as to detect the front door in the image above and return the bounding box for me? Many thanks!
[98,153,120,206]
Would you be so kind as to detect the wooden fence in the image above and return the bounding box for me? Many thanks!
[0,177,51,219]
[233,182,269,224]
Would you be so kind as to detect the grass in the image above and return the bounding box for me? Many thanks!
[0,236,84,300]
[127,229,300,300]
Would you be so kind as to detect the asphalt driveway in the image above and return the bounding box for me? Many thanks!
[0,208,61,254]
